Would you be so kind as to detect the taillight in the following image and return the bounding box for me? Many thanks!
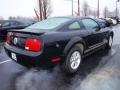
[6,32,11,44]
[25,38,41,52]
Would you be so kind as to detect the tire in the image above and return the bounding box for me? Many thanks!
[105,35,113,49]
[62,44,83,74]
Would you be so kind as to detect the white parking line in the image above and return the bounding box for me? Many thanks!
[0,60,11,65]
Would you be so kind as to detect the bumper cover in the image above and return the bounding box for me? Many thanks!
[4,43,56,68]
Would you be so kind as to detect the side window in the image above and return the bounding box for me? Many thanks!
[68,22,81,30]
[10,21,19,26]
[10,21,23,27]
[82,19,99,30]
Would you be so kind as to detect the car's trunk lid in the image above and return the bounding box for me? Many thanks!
[7,29,44,50]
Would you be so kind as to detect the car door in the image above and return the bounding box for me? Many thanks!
[81,18,103,49]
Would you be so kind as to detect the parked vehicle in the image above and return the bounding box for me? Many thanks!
[94,18,110,28]
[0,20,36,41]
[100,18,112,27]
[105,18,117,25]
[4,17,114,74]
[119,19,120,23]
[110,17,119,24]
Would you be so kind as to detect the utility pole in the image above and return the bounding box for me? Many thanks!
[78,0,80,16]
[97,0,99,18]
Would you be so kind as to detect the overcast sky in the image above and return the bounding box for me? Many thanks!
[0,0,120,19]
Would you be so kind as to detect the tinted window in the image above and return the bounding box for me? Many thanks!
[10,21,23,26]
[2,22,10,27]
[68,22,81,30]
[27,18,70,30]
[82,19,99,30]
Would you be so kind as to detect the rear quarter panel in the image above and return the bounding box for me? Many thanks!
[40,30,88,58]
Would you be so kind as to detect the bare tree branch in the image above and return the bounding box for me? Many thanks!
[35,0,52,21]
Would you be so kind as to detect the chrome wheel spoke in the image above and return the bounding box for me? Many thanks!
[109,36,113,46]
[70,51,81,70]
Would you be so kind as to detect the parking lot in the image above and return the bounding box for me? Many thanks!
[0,24,120,90]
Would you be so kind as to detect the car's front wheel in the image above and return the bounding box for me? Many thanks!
[62,44,83,74]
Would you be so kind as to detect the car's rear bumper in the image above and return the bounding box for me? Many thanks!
[4,43,57,68]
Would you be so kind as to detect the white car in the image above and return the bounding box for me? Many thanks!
[106,18,117,25]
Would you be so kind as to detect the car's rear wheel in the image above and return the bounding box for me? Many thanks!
[62,44,83,74]
[105,35,113,49]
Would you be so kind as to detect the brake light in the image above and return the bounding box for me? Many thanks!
[6,32,11,44]
[25,38,41,52]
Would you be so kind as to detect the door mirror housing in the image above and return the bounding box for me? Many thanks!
[94,25,101,31]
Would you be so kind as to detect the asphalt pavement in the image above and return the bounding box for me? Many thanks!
[0,25,120,90]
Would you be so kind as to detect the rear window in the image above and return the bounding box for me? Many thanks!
[26,18,70,30]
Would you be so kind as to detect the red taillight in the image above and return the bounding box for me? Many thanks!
[25,38,41,52]
[6,32,11,44]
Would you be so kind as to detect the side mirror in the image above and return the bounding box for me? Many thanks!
[95,25,101,31]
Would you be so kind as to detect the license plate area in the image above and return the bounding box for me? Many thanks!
[11,53,17,61]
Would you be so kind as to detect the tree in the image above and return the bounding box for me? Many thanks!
[35,0,52,21]
[82,1,89,16]
[43,0,52,19]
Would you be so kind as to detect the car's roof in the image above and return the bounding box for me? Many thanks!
[50,16,90,20]
[94,18,106,22]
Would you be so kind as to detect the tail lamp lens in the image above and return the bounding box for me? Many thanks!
[6,32,11,44]
[25,38,41,52]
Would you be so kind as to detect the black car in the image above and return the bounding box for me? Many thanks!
[100,18,112,26]
[0,20,35,40]
[94,18,110,28]
[4,17,114,74]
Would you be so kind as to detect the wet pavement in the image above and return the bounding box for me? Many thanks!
[0,25,120,90]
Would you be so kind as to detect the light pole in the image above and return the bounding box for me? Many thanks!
[97,0,99,18]
[116,0,119,17]
[65,0,80,16]
[78,0,80,16]
[72,0,73,16]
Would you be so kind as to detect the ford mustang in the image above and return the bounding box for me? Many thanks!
[4,17,113,74]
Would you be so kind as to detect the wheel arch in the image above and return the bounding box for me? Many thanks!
[62,37,86,57]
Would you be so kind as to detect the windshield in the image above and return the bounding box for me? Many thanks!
[26,18,70,30]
